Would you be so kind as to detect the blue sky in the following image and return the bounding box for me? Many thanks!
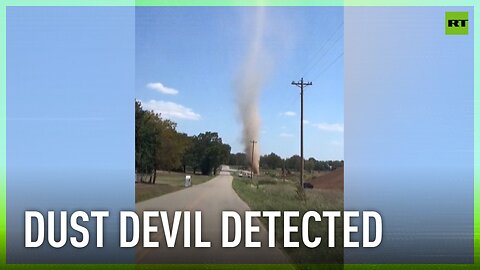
[136,7,344,160]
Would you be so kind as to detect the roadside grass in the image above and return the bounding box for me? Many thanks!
[135,171,213,203]
[232,175,344,265]
[260,168,332,183]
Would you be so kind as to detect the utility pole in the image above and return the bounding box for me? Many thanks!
[250,140,257,178]
[291,78,312,189]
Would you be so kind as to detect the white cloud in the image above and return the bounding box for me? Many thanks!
[279,132,294,138]
[280,111,296,117]
[141,100,201,120]
[146,82,179,95]
[303,120,310,124]
[314,123,344,132]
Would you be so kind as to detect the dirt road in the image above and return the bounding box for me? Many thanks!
[135,166,291,264]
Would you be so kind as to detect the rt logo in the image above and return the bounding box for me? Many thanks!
[445,12,468,35]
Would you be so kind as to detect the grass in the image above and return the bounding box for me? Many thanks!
[135,171,213,203]
[260,168,332,183]
[232,174,344,265]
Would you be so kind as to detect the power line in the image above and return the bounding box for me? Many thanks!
[303,32,343,78]
[299,22,343,77]
[300,22,343,75]
[261,24,343,137]
[312,51,344,82]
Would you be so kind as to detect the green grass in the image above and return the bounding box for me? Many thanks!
[232,175,344,265]
[260,168,332,183]
[135,171,213,203]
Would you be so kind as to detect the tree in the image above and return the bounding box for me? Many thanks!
[135,101,158,181]
[208,142,231,175]
[285,155,302,171]
[135,100,191,183]
[136,100,234,180]
[154,120,188,172]
[181,132,231,175]
[228,152,247,167]
[260,152,283,170]
[181,134,194,173]
[195,132,230,175]
[305,157,316,173]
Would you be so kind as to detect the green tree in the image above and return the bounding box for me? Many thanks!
[195,132,230,175]
[135,100,190,183]
[136,100,232,180]
[305,157,316,173]
[260,152,283,170]
[286,155,302,171]
[135,101,158,181]
[228,152,247,167]
[154,119,188,172]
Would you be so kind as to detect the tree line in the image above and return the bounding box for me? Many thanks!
[135,101,231,183]
[228,152,343,172]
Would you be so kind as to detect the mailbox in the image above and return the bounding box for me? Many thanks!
[185,175,192,187]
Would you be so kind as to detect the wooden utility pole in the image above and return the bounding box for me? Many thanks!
[291,78,312,189]
[250,140,257,178]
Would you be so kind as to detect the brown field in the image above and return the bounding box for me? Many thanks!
[309,167,344,191]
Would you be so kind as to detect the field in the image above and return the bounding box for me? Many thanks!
[310,167,344,190]
[135,171,213,202]
[232,171,344,264]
